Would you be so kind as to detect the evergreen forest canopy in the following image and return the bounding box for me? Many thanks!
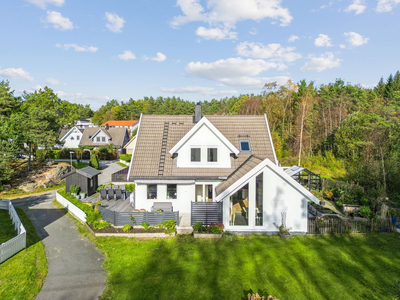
[1,71,400,206]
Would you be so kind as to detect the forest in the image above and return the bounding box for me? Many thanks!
[1,71,400,211]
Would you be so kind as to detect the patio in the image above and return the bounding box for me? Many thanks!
[84,192,133,213]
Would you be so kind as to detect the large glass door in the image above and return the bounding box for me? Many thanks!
[195,184,214,202]
[229,184,249,226]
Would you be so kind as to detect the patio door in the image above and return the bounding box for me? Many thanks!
[195,184,214,202]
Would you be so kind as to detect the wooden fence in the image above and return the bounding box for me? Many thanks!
[308,216,394,234]
[0,201,26,264]
[99,206,179,226]
[191,202,223,225]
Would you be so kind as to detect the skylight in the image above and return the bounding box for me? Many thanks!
[239,140,251,153]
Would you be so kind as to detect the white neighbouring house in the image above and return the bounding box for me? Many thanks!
[57,126,84,149]
[128,104,320,234]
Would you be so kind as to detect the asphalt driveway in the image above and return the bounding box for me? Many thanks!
[15,191,106,300]
[98,160,126,185]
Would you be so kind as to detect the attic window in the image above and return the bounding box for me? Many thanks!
[88,135,92,139]
[239,140,251,153]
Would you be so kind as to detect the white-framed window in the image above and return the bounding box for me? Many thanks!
[90,178,93,187]
[167,184,177,199]
[147,184,157,199]
[77,135,80,140]
[207,148,217,162]
[102,137,106,142]
[191,148,201,162]
[239,140,251,153]
[96,137,100,142]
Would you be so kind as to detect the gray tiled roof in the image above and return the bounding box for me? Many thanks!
[76,166,101,178]
[130,115,276,180]
[79,127,127,147]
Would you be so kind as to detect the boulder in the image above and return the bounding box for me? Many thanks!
[21,182,38,192]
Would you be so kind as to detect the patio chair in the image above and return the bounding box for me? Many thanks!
[108,189,116,200]
[120,185,126,192]
[105,185,112,190]
[100,189,108,200]
[115,189,123,200]
[151,202,173,212]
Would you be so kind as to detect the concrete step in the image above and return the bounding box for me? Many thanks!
[176,226,193,235]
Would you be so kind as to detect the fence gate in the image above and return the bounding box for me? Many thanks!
[191,202,222,225]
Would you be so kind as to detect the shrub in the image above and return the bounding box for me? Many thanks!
[122,224,132,232]
[359,206,373,219]
[86,211,101,224]
[120,154,132,162]
[157,223,164,229]
[70,184,80,194]
[58,189,92,215]
[89,154,100,170]
[192,222,205,233]
[388,208,397,218]
[93,220,111,230]
[163,219,176,235]
[129,214,136,225]
[125,184,135,192]
[210,222,224,234]
[141,222,150,230]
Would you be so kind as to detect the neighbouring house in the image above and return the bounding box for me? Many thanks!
[75,118,95,129]
[102,120,139,133]
[79,127,130,150]
[62,166,101,196]
[123,136,136,155]
[128,104,320,234]
[57,126,84,149]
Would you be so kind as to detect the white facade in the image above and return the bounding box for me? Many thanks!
[75,119,94,129]
[60,127,83,149]
[92,130,110,144]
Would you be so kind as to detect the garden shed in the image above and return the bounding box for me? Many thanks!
[62,166,101,196]
[284,166,322,191]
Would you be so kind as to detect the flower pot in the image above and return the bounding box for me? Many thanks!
[392,217,397,225]
[81,193,86,199]
[71,193,77,197]
[278,232,292,239]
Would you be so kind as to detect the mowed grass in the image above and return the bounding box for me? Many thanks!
[71,215,400,300]
[0,208,47,300]
[0,210,16,244]
[72,161,89,169]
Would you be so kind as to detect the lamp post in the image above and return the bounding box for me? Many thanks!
[69,151,74,169]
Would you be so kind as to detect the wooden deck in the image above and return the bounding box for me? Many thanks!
[83,192,133,212]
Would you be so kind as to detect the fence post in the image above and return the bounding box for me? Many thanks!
[114,210,117,226]
[371,219,374,233]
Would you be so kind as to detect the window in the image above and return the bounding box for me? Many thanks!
[90,178,93,188]
[230,184,249,226]
[191,148,201,162]
[77,135,80,140]
[207,148,217,162]
[239,140,251,152]
[167,184,177,199]
[96,137,100,142]
[147,184,157,199]
[102,137,106,142]
[255,173,263,226]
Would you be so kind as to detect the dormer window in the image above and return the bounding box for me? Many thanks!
[191,148,201,162]
[96,137,100,142]
[102,137,106,142]
[207,148,217,162]
[240,140,251,153]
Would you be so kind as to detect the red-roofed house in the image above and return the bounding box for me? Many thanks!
[102,120,139,132]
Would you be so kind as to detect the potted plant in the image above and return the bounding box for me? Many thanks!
[70,184,80,197]
[388,208,397,225]
[274,212,292,238]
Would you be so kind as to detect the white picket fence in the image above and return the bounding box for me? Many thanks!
[0,201,27,264]
[56,191,87,223]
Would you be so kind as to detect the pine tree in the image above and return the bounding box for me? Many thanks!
[384,74,394,99]
[90,154,100,170]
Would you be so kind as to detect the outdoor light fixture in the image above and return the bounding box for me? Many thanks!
[69,151,74,169]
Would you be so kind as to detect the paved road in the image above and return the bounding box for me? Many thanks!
[15,191,106,300]
[98,160,126,185]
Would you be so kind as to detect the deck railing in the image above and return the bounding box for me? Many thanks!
[0,201,26,264]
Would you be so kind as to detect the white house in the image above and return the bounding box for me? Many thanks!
[128,104,320,234]
[80,127,130,149]
[57,126,84,149]
[102,120,139,132]
[75,118,94,129]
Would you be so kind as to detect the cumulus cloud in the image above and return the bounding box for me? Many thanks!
[195,26,237,40]
[44,11,74,30]
[344,31,369,46]
[32,85,43,90]
[301,52,342,72]
[170,0,293,29]
[288,35,299,43]
[55,90,111,106]
[376,0,400,12]
[45,77,66,85]
[159,86,238,96]
[117,50,136,60]
[236,42,301,62]
[0,67,35,81]
[105,12,125,33]
[249,28,257,35]
[144,52,167,62]
[345,0,367,15]
[55,43,98,52]
[314,34,333,47]
[24,0,64,9]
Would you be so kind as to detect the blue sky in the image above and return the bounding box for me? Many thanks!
[1,0,399,109]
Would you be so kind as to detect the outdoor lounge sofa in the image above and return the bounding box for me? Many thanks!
[151,202,173,212]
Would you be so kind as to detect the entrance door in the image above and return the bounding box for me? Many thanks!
[195,184,214,202]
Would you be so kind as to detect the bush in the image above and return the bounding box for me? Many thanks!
[120,154,132,162]
[359,206,373,219]
[58,189,93,215]
[125,184,135,192]
[141,222,150,230]
[93,220,111,230]
[122,224,132,232]
[210,222,224,234]
[70,184,80,194]
[192,222,205,233]
[388,208,397,218]
[86,211,101,224]
[163,219,176,235]
[89,154,100,170]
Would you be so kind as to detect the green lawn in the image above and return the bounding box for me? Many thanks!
[0,211,16,244]
[117,162,128,168]
[70,215,400,300]
[72,161,89,169]
[0,208,47,300]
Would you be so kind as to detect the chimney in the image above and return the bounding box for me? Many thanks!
[193,102,202,123]
[105,124,110,130]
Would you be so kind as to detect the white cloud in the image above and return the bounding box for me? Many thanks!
[117,50,136,61]
[24,0,64,9]
[345,0,367,15]
[344,31,369,46]
[45,77,66,85]
[249,28,257,35]
[301,52,342,72]
[55,43,98,52]
[195,26,237,40]
[159,86,237,96]
[44,11,74,30]
[55,90,111,106]
[105,12,125,33]
[171,0,293,28]
[236,42,301,62]
[340,44,346,49]
[32,85,43,90]
[145,52,167,62]
[0,67,35,81]
[314,34,333,47]
[219,76,290,89]
[376,0,400,12]
[288,35,299,43]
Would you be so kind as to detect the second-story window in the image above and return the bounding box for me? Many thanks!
[96,137,100,142]
[207,148,217,162]
[102,137,106,142]
[191,148,201,162]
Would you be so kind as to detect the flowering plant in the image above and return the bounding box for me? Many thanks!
[316,216,325,226]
